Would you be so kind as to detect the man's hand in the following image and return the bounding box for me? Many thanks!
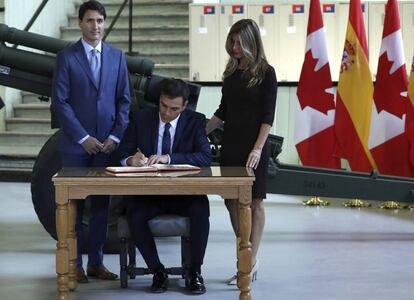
[101,138,117,154]
[127,152,148,167]
[147,154,169,165]
[81,137,103,155]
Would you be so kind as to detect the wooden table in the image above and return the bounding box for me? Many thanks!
[53,166,255,300]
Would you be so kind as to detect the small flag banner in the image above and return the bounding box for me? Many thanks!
[293,4,305,13]
[203,5,215,15]
[262,5,274,14]
[323,4,335,13]
[232,5,244,14]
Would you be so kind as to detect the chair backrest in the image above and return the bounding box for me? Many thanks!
[142,74,201,112]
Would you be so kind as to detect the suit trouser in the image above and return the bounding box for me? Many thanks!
[126,195,210,273]
[62,152,110,267]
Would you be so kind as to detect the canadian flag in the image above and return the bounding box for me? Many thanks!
[294,0,340,169]
[368,0,414,177]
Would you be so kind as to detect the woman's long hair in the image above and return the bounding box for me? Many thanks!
[223,19,268,87]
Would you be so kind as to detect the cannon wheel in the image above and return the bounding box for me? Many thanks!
[31,131,121,253]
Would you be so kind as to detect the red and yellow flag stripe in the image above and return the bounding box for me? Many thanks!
[334,0,376,172]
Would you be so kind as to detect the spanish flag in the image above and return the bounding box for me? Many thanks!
[333,0,376,172]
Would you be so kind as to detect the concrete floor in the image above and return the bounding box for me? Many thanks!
[1,182,414,300]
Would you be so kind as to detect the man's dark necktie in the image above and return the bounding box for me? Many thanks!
[162,123,171,155]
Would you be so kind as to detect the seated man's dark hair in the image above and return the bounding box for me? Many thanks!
[160,78,190,103]
[79,0,106,20]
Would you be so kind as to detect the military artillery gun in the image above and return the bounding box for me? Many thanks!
[0,24,202,250]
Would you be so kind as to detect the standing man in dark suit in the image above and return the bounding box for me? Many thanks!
[52,0,130,283]
[117,78,211,294]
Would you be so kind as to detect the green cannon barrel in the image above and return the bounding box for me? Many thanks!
[0,67,51,97]
[0,43,149,100]
[0,23,154,76]
[0,43,55,77]
[0,24,202,110]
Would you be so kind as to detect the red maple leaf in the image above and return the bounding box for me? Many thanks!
[297,51,335,114]
[374,54,408,118]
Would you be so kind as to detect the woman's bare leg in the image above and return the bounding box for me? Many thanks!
[224,198,265,264]
[250,198,265,264]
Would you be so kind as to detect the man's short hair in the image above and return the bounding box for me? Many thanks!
[79,0,106,20]
[160,78,190,104]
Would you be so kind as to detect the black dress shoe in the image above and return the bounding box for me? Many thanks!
[151,269,168,293]
[185,272,206,294]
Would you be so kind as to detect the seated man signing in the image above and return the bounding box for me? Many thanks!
[117,78,211,294]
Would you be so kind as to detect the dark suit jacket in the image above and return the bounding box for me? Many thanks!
[52,40,130,155]
[118,108,211,167]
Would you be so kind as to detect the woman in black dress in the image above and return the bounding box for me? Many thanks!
[206,19,277,284]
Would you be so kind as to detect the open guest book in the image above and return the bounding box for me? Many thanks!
[105,164,201,176]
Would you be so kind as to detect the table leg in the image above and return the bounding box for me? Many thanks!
[237,186,252,300]
[56,187,69,300]
[68,199,77,291]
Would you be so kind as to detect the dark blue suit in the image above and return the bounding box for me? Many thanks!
[52,40,130,267]
[118,107,211,273]
[118,108,211,166]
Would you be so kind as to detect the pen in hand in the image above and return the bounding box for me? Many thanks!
[136,147,148,166]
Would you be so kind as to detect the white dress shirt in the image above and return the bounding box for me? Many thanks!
[121,113,181,166]
[157,114,179,156]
